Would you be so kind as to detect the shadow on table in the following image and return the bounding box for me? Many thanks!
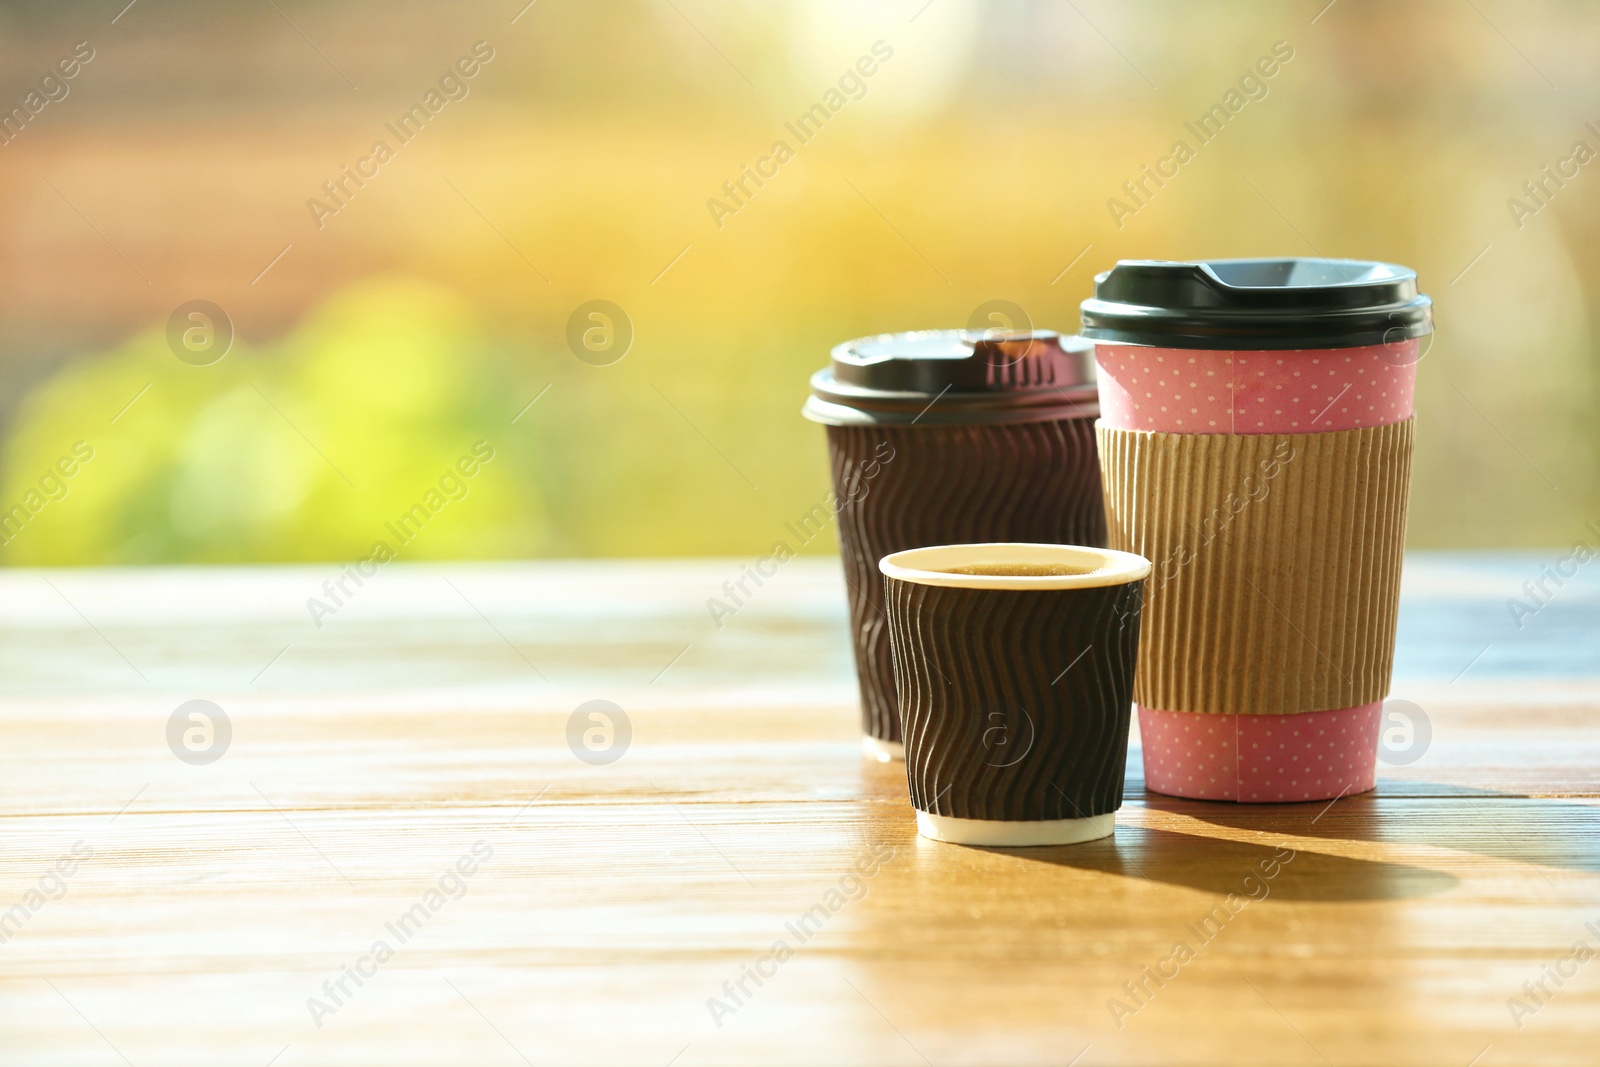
[974,823,1458,901]
[1141,783,1600,878]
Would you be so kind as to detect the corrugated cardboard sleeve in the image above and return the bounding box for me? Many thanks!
[1097,418,1413,716]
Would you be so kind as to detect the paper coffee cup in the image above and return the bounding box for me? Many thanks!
[804,332,1105,758]
[879,542,1149,846]
[1082,258,1432,803]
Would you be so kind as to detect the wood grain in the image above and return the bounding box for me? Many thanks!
[0,558,1596,1065]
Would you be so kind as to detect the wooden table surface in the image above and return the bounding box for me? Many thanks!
[1,554,1597,1066]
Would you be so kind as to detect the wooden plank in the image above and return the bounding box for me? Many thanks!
[0,558,1597,1064]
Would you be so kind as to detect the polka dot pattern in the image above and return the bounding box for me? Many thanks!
[1138,702,1382,803]
[1094,343,1417,434]
[1096,340,1405,802]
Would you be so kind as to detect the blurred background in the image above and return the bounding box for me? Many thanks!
[0,0,1593,565]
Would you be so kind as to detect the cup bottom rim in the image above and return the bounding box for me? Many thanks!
[915,810,1115,847]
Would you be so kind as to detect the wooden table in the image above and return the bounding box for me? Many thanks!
[1,556,1597,1065]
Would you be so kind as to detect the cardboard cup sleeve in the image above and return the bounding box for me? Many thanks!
[1096,418,1414,798]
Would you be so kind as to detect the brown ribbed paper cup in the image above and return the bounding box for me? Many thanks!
[880,543,1149,847]
[805,332,1106,762]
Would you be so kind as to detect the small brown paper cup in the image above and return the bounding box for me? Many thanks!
[879,543,1149,847]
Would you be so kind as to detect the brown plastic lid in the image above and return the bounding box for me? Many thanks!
[802,330,1098,427]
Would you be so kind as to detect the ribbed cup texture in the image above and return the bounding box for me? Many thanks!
[883,577,1143,821]
[827,420,1105,744]
[1097,418,1413,716]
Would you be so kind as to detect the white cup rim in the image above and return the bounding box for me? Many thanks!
[878,542,1151,591]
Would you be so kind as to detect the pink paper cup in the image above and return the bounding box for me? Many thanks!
[1082,258,1432,803]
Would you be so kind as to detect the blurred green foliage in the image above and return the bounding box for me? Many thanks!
[0,280,547,563]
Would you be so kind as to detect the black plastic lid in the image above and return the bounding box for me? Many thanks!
[1080,258,1433,350]
[802,330,1098,427]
